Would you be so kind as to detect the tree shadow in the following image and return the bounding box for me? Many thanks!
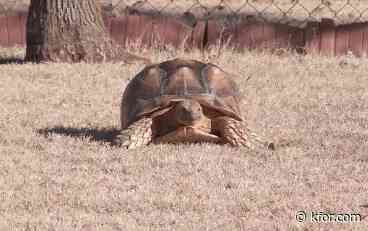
[0,57,25,65]
[37,126,121,145]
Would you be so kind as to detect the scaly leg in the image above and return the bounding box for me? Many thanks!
[114,117,153,149]
[212,116,275,150]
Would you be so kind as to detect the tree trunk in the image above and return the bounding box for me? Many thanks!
[25,0,149,63]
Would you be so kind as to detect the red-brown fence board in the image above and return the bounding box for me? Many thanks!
[103,15,112,34]
[222,23,237,47]
[362,24,368,57]
[205,20,227,47]
[6,14,23,46]
[275,24,305,50]
[236,22,265,50]
[305,21,320,54]
[191,20,206,49]
[349,23,364,57]
[206,19,241,48]
[125,14,153,46]
[151,16,193,48]
[110,16,127,45]
[335,25,350,56]
[274,24,292,48]
[234,21,250,49]
[289,27,305,50]
[248,22,265,50]
[319,19,336,56]
[0,16,8,46]
[123,15,138,44]
[262,22,276,49]
[173,17,194,47]
[19,12,27,45]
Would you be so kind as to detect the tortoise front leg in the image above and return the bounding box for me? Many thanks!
[114,117,153,149]
[212,116,275,150]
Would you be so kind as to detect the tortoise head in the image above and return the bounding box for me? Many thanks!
[174,99,203,126]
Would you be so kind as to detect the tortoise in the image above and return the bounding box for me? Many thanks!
[115,58,274,149]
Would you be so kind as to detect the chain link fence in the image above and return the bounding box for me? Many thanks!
[1,0,368,27]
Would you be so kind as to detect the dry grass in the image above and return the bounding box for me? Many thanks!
[1,45,368,230]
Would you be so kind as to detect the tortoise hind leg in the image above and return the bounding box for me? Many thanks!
[114,117,153,149]
[212,116,275,150]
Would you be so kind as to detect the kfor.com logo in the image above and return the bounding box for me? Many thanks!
[296,211,362,223]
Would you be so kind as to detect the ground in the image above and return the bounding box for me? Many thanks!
[0,45,367,230]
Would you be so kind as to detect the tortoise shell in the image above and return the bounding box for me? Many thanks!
[121,58,243,129]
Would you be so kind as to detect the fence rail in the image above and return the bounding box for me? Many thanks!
[1,1,368,56]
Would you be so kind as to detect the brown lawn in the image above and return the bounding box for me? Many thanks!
[0,45,367,230]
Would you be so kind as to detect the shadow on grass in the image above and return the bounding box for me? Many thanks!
[0,57,25,65]
[37,126,121,145]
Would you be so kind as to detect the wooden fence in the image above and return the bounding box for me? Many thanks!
[1,11,368,57]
